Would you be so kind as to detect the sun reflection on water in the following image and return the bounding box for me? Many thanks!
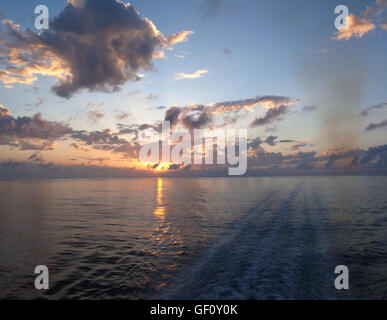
[153,177,165,218]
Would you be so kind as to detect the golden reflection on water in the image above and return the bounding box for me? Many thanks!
[151,178,184,263]
[153,178,165,219]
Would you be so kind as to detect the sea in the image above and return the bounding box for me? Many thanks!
[0,176,386,299]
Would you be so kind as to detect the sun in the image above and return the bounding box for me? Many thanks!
[154,162,170,172]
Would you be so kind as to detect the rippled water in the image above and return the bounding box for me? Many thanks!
[0,176,386,299]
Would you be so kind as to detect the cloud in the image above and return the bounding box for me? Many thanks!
[35,98,43,107]
[165,30,194,46]
[71,127,141,158]
[264,135,277,146]
[0,0,193,98]
[114,110,131,121]
[291,142,309,151]
[333,1,387,41]
[380,20,387,30]
[0,108,72,150]
[301,105,317,113]
[87,110,105,124]
[334,14,376,41]
[222,48,231,57]
[0,111,72,140]
[250,105,289,127]
[0,104,11,117]
[360,102,387,116]
[359,144,387,165]
[28,152,43,162]
[163,95,295,130]
[365,119,387,131]
[145,94,158,101]
[175,69,208,80]
[199,0,242,22]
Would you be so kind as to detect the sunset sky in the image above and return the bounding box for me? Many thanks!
[0,0,386,177]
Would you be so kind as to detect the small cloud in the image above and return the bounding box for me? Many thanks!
[222,48,231,57]
[175,69,208,80]
[333,14,375,41]
[145,94,158,101]
[365,119,387,131]
[0,104,11,117]
[114,110,131,121]
[152,51,166,60]
[250,105,289,127]
[166,30,194,46]
[360,102,387,117]
[35,97,43,107]
[314,48,328,54]
[380,20,387,31]
[301,105,317,113]
[87,110,105,124]
[200,0,242,22]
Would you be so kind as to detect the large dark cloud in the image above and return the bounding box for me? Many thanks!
[0,0,193,97]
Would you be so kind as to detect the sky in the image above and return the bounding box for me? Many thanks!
[0,0,386,178]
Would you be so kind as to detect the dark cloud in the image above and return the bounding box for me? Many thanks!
[360,102,387,117]
[264,135,277,146]
[296,161,315,170]
[164,106,183,128]
[359,144,387,165]
[71,128,141,158]
[248,137,263,151]
[71,129,122,145]
[0,0,193,98]
[168,163,183,170]
[0,108,72,150]
[250,105,288,127]
[28,152,43,162]
[182,108,213,129]
[324,153,340,169]
[365,119,387,131]
[291,142,309,150]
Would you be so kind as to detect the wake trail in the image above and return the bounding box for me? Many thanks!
[160,181,335,299]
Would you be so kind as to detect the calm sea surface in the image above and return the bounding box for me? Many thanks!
[0,176,386,299]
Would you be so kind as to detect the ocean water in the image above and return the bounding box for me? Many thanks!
[0,176,386,300]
